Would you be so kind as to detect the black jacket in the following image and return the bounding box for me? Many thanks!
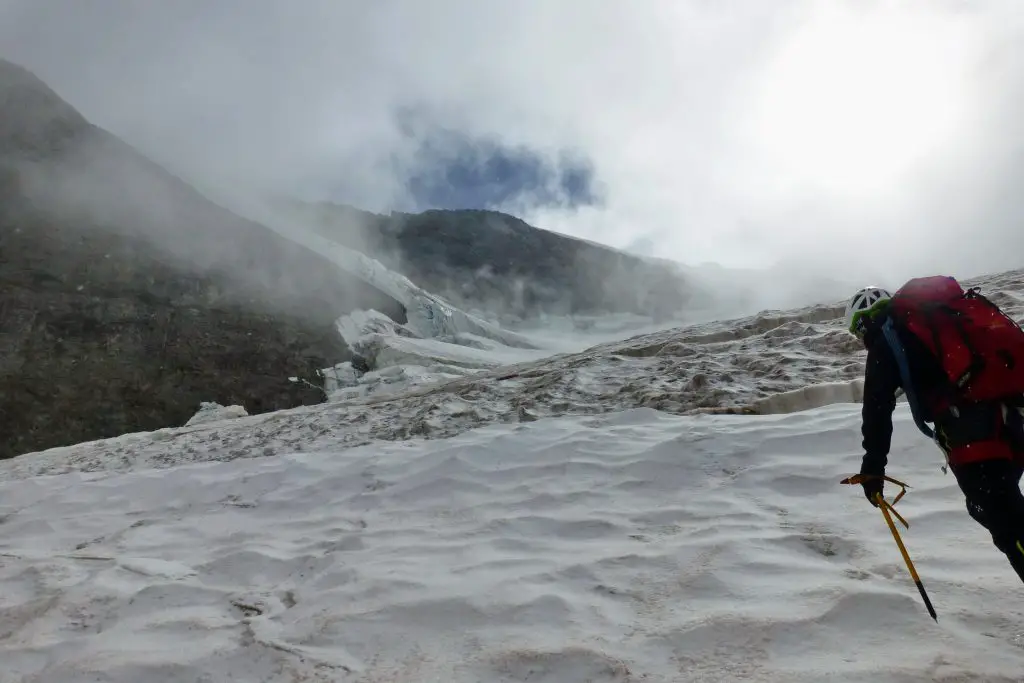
[860,311,949,474]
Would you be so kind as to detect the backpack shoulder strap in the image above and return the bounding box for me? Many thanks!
[881,317,935,439]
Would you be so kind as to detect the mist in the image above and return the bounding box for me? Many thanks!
[0,56,407,331]
[2,0,1023,319]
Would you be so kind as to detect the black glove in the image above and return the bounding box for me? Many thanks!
[859,459,885,506]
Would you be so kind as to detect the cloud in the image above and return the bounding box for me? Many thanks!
[2,0,1024,289]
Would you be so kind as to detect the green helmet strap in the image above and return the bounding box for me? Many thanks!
[849,298,890,335]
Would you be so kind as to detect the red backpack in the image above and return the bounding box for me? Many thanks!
[888,275,1024,403]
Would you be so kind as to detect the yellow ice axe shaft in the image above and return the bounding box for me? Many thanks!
[875,491,937,622]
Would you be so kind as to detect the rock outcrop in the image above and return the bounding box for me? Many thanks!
[0,58,405,459]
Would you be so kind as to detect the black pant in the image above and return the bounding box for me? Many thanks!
[952,459,1024,584]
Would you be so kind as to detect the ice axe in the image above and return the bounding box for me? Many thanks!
[841,473,938,622]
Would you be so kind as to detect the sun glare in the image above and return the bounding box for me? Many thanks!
[743,5,977,202]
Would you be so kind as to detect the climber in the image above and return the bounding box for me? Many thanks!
[846,278,1024,583]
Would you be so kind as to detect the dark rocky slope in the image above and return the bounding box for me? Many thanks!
[0,59,404,459]
[280,202,696,322]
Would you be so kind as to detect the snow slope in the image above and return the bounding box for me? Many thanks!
[4,407,1024,682]
[4,267,1024,681]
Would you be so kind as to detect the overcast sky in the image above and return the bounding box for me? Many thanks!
[1,0,1023,286]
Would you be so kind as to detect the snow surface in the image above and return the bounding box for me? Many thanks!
[5,407,1024,681]
[5,267,1024,681]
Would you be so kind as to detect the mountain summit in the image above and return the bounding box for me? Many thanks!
[276,202,697,323]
